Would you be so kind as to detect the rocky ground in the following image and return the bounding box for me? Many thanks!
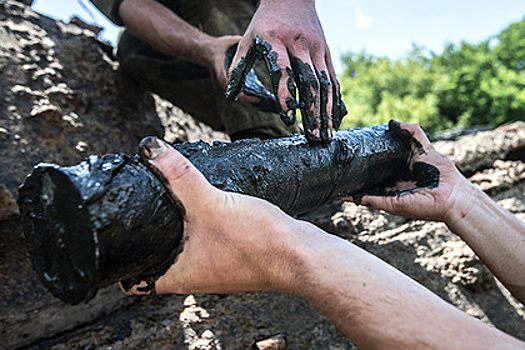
[0,2,524,349]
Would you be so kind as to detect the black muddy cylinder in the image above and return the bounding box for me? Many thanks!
[18,122,411,304]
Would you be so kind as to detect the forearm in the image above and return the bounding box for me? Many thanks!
[445,181,525,302]
[118,0,213,67]
[287,221,523,349]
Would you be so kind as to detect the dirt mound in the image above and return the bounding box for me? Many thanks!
[0,2,523,349]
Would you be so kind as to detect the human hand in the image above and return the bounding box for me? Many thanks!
[121,137,299,295]
[348,122,472,223]
[225,0,347,144]
[208,36,280,114]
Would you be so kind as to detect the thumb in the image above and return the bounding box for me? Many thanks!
[139,137,214,209]
[225,36,257,101]
[360,193,412,217]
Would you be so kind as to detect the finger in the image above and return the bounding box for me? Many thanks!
[139,137,214,210]
[325,51,347,130]
[225,37,260,101]
[119,280,154,296]
[392,120,434,151]
[311,52,333,142]
[315,66,332,143]
[291,55,320,143]
[360,194,414,217]
[261,41,296,126]
[224,42,279,112]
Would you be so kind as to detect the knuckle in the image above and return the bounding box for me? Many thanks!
[161,156,193,185]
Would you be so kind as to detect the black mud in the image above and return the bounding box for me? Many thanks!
[224,43,280,114]
[290,56,319,142]
[330,74,347,130]
[18,122,413,305]
[352,121,440,205]
[317,69,331,143]
[18,155,183,304]
[224,37,279,104]
[225,37,348,143]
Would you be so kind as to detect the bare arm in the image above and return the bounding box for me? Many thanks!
[124,136,524,349]
[445,181,525,302]
[118,0,226,72]
[359,122,525,304]
[295,220,522,349]
[117,0,281,113]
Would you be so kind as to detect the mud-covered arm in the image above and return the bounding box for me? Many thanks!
[226,0,347,144]
[126,137,523,349]
[356,122,525,304]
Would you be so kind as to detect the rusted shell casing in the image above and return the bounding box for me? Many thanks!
[18,122,410,304]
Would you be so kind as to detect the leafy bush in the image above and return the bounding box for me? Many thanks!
[338,18,525,132]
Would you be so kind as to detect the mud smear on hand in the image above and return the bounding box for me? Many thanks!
[317,69,331,143]
[330,75,347,130]
[284,66,297,125]
[225,37,348,143]
[290,56,318,142]
[352,120,440,205]
[18,122,415,304]
[225,37,296,128]
[224,43,280,114]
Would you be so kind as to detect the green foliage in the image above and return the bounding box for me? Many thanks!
[338,18,525,132]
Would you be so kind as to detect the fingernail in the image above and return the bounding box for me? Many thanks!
[139,136,169,160]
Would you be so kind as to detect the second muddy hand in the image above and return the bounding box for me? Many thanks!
[225,0,347,145]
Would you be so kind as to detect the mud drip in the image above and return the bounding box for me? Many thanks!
[19,122,418,304]
[224,43,280,114]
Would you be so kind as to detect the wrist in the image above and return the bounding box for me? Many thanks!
[261,216,309,293]
[179,34,215,68]
[443,179,484,232]
[273,220,335,296]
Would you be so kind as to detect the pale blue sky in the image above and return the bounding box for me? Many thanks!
[32,0,524,73]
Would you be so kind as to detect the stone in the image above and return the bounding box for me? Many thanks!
[253,334,287,350]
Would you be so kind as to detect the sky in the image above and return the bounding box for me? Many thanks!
[32,0,524,73]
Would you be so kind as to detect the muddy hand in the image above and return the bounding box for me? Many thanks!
[224,43,280,114]
[344,121,469,222]
[225,1,347,144]
[121,137,298,296]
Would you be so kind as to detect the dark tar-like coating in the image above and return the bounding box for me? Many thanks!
[19,122,423,304]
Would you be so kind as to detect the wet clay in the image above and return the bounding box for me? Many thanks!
[224,44,280,114]
[18,155,183,304]
[18,122,413,304]
[352,120,441,205]
[290,56,318,142]
[330,75,347,130]
[225,37,277,103]
[317,69,331,143]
